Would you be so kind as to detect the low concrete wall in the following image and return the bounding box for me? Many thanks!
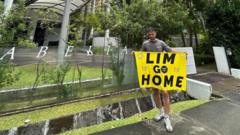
[231,68,240,79]
[0,78,107,103]
[187,78,212,100]
[0,95,155,135]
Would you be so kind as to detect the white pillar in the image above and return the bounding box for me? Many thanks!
[29,19,38,41]
[3,0,14,15]
[57,0,72,64]
[104,0,110,46]
[89,0,96,39]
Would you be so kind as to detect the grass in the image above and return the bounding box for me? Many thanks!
[1,64,112,90]
[0,88,208,133]
[61,100,208,135]
[0,91,146,130]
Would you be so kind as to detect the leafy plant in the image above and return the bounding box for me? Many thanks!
[42,63,72,99]
[206,0,240,68]
[110,47,125,87]
[0,59,20,89]
[29,60,48,103]
[0,0,35,47]
[232,48,240,68]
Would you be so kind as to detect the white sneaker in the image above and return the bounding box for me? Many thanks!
[164,115,173,132]
[154,108,165,121]
[154,113,164,121]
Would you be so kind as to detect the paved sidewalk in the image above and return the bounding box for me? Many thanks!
[94,100,240,135]
[94,73,240,135]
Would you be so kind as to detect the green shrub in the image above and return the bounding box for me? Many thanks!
[93,47,104,55]
[0,60,20,89]
[205,0,240,68]
[194,54,215,66]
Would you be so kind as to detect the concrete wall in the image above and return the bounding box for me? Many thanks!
[231,68,240,79]
[187,78,212,100]
[0,95,155,135]
[93,37,119,47]
[0,79,106,103]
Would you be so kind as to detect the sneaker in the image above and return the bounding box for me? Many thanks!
[164,115,173,132]
[154,113,164,121]
[154,108,165,121]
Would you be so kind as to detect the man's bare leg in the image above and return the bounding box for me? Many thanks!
[153,90,173,132]
[162,90,170,114]
[153,89,162,109]
[153,89,165,121]
[162,90,173,132]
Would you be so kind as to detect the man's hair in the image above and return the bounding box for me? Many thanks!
[147,27,156,33]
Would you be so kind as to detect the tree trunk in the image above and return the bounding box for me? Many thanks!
[189,28,193,47]
[181,32,186,47]
[194,30,199,51]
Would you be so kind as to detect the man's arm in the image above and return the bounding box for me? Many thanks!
[161,41,173,52]
[141,43,146,51]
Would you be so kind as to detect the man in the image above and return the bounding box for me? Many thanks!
[141,27,173,132]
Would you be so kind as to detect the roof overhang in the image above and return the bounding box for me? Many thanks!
[26,0,90,16]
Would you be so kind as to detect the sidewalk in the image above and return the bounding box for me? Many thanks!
[94,72,240,135]
[94,100,240,135]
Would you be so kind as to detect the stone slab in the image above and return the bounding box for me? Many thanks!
[121,99,139,118]
[0,130,8,135]
[137,96,154,113]
[17,122,45,135]
[48,115,74,134]
[73,110,97,129]
[97,103,122,123]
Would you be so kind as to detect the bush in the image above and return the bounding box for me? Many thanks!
[205,0,240,68]
[0,60,20,88]
[194,54,215,66]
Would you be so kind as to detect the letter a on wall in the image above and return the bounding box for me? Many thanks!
[134,52,187,91]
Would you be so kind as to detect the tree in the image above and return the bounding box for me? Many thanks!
[0,0,59,90]
[0,0,27,89]
[206,0,240,67]
[78,0,189,49]
[0,0,36,47]
[180,0,210,49]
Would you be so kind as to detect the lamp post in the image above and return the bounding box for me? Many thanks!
[226,47,232,74]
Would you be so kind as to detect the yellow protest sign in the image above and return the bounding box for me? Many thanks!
[134,51,186,91]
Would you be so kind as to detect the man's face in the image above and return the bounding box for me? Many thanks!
[148,31,157,41]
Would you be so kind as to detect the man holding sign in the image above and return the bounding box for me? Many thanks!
[136,27,187,132]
